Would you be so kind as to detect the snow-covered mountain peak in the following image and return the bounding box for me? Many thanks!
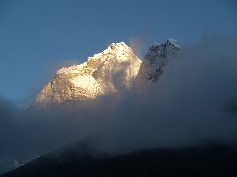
[57,42,131,75]
[135,38,181,88]
[167,38,181,48]
[89,42,134,62]
[151,42,161,47]
[108,42,129,51]
[32,39,180,107]
[32,42,141,107]
[165,38,181,53]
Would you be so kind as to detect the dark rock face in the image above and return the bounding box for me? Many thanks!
[136,38,181,89]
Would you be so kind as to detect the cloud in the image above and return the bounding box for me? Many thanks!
[90,32,237,154]
[1,31,237,173]
[14,60,79,109]
[129,28,149,58]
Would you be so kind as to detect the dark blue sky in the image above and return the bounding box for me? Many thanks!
[0,0,237,103]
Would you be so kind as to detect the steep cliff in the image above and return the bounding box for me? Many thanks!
[135,38,181,89]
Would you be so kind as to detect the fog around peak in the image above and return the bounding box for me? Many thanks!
[0,32,237,172]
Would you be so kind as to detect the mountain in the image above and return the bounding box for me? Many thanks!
[135,38,181,89]
[0,39,181,174]
[32,39,181,107]
[4,142,237,177]
[32,42,141,107]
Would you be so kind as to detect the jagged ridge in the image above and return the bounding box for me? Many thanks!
[136,38,181,90]
[32,39,181,107]
[32,42,141,107]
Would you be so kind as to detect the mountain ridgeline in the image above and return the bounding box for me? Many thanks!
[32,39,181,107]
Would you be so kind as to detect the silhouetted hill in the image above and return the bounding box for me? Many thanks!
[4,142,237,177]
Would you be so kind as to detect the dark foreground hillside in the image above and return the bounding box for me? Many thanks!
[3,143,237,177]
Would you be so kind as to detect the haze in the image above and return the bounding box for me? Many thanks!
[0,33,237,167]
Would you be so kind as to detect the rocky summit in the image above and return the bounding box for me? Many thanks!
[135,38,181,89]
[32,39,181,107]
[32,42,141,107]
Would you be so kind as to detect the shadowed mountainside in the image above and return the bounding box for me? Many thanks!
[4,141,237,177]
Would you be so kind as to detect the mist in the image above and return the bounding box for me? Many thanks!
[1,32,237,172]
[14,60,79,109]
[129,28,149,58]
[95,32,237,154]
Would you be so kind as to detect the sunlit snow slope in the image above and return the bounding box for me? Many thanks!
[32,39,181,107]
[32,42,141,107]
